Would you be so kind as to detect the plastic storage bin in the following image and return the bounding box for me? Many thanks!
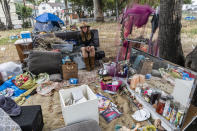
[20,31,31,39]
[100,81,122,93]
[59,85,99,125]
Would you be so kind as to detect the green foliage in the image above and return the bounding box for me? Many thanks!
[183,0,192,4]
[103,0,115,12]
[16,4,33,19]
[135,0,160,8]
[27,0,36,4]
[69,0,93,16]
[22,21,31,28]
[68,0,160,17]
[56,0,61,3]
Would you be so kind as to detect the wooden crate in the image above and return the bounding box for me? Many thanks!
[15,39,33,63]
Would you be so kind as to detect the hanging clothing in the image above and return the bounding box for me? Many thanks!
[123,4,154,28]
[149,8,160,55]
[151,14,159,34]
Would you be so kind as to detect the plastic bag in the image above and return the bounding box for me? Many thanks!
[0,62,22,81]
[73,54,85,69]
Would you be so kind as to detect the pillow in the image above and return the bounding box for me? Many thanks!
[28,51,62,75]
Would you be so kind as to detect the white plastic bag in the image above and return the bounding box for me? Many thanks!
[0,62,23,81]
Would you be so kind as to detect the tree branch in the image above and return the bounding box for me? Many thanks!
[0,0,6,15]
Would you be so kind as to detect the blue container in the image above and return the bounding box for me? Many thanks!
[145,74,152,79]
[69,78,78,84]
[21,32,31,39]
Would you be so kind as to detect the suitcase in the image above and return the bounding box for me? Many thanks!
[11,105,44,131]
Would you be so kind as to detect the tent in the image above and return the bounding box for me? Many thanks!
[35,13,64,24]
[33,13,64,33]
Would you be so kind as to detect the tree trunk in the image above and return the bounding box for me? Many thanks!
[64,0,69,25]
[64,0,68,9]
[0,0,12,29]
[93,0,104,22]
[23,0,26,6]
[158,0,185,66]
[185,46,197,72]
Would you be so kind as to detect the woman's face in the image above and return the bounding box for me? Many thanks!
[82,27,87,33]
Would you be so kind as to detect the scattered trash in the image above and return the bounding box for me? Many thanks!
[0,47,6,51]
[132,108,150,121]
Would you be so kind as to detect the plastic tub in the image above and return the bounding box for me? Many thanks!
[100,81,122,93]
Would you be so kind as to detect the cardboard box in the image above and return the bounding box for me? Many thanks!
[62,62,78,80]
[59,85,99,125]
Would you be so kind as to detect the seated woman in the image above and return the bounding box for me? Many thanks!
[79,23,95,71]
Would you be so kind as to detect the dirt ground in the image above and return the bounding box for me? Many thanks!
[23,79,150,131]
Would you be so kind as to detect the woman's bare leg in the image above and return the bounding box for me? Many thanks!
[81,47,88,58]
[81,47,91,71]
[89,46,95,57]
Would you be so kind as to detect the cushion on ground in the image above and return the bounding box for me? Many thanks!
[28,50,62,75]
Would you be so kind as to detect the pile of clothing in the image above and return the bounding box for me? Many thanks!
[0,72,62,105]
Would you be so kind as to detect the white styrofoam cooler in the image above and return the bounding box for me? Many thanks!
[59,85,99,125]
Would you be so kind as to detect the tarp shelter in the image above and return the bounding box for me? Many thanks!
[34,13,64,33]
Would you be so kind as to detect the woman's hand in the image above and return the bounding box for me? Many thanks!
[86,46,90,51]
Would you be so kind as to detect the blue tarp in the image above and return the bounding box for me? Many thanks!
[0,77,27,98]
[35,13,64,25]
[184,16,196,20]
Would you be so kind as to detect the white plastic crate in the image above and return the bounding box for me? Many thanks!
[59,85,99,125]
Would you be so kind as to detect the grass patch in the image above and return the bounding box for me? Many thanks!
[0,37,17,45]
[190,28,197,35]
